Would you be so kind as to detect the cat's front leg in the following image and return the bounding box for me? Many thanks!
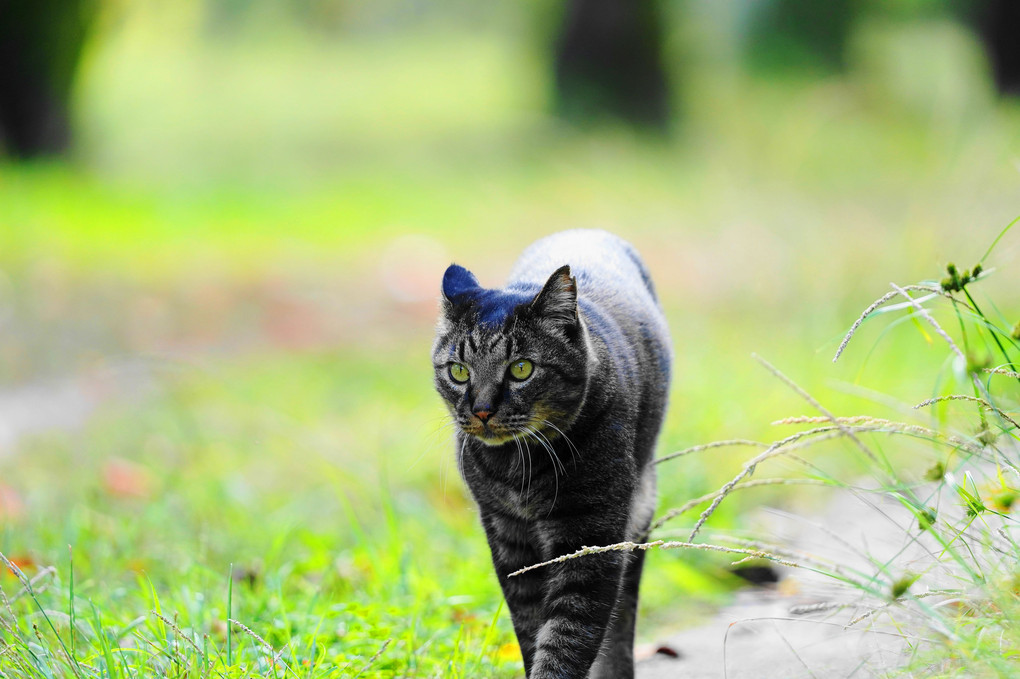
[527,526,628,679]
[481,513,545,673]
[499,566,545,673]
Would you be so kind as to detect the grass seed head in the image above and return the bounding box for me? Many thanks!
[925,462,946,482]
[966,352,991,375]
[990,489,1017,512]
[891,572,920,599]
[962,494,987,518]
[942,263,961,292]
[940,261,981,292]
[976,426,997,447]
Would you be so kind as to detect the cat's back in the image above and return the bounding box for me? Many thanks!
[508,229,663,324]
[509,229,658,301]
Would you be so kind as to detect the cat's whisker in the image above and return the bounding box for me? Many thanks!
[517,433,527,483]
[522,431,534,503]
[524,426,560,512]
[509,432,518,473]
[510,431,525,476]
[537,419,579,470]
[409,417,458,471]
[530,425,568,477]
[523,425,557,471]
[427,418,459,498]
[454,435,467,490]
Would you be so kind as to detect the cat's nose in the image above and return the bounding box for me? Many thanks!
[473,409,492,422]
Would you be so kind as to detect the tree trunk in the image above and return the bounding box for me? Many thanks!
[553,0,671,129]
[974,0,1020,95]
[744,0,859,75]
[0,0,95,158]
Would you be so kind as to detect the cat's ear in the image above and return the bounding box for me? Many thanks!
[441,264,480,304]
[531,265,578,329]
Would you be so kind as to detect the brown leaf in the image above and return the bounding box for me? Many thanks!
[102,459,155,499]
[0,485,24,520]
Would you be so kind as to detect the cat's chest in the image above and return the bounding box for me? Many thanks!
[461,447,568,520]
[475,469,556,520]
[492,483,551,520]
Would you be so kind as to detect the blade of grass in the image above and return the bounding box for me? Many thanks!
[67,547,74,664]
[472,600,503,673]
[979,214,1020,264]
[227,564,233,668]
[0,552,84,678]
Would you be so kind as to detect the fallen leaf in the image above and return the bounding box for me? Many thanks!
[0,485,24,520]
[102,459,155,499]
[2,554,35,578]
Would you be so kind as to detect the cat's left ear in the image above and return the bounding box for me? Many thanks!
[531,265,578,330]
[442,264,480,304]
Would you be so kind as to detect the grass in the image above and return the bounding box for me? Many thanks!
[2,4,1020,676]
[0,370,519,677]
[5,234,1018,677]
[0,347,736,677]
[0,350,731,677]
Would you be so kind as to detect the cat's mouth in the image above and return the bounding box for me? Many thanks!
[460,419,519,446]
[459,410,571,448]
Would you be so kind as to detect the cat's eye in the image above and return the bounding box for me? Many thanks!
[508,359,533,381]
[449,363,470,383]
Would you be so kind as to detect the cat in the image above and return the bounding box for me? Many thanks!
[432,229,672,679]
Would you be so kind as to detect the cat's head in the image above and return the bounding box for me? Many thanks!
[432,264,591,447]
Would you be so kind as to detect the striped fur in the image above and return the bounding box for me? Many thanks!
[432,230,672,678]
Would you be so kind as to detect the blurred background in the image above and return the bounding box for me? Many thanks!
[1,0,1019,673]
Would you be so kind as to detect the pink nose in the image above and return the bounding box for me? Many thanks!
[474,410,492,422]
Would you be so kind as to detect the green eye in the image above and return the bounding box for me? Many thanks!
[449,363,470,383]
[508,359,533,381]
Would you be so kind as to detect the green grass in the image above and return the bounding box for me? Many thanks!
[2,5,1020,676]
[0,353,519,677]
[0,349,734,677]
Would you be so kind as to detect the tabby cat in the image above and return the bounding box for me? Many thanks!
[432,230,672,678]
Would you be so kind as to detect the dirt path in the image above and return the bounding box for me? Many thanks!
[636,484,952,678]
[637,588,920,678]
[0,360,155,457]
